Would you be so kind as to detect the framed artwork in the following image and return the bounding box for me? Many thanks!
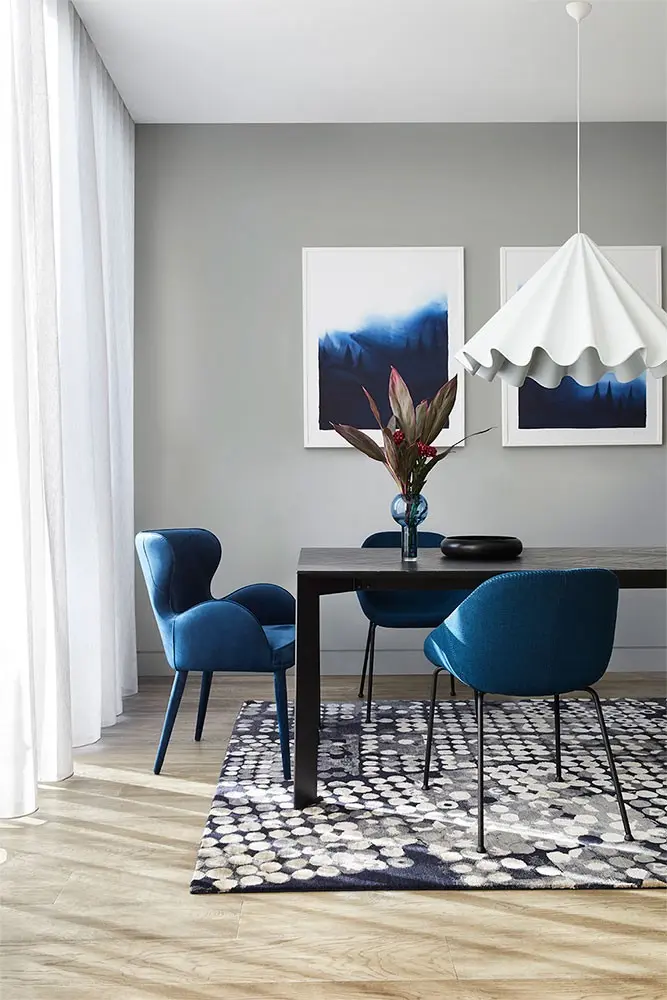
[501,246,664,447]
[303,247,465,448]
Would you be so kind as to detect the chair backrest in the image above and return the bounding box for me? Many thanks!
[358,530,465,626]
[135,529,222,663]
[362,530,445,550]
[437,568,619,695]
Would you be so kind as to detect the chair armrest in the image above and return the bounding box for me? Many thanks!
[173,599,272,673]
[225,584,296,626]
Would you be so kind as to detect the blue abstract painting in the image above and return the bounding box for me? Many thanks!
[303,247,465,447]
[518,373,647,430]
[318,300,449,430]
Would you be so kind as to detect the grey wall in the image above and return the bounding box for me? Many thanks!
[134,123,667,676]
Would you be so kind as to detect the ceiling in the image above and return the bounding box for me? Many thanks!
[73,0,667,124]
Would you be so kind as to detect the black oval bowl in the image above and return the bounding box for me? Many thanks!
[440,535,523,560]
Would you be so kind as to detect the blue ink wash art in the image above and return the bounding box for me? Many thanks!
[518,373,647,430]
[318,300,449,430]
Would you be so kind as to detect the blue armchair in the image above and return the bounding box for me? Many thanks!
[135,529,295,778]
[422,568,633,853]
[357,531,469,722]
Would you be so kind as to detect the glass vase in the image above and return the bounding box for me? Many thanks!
[390,493,428,562]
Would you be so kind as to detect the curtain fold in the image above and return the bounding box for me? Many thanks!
[0,0,136,818]
[1,0,72,818]
[64,6,136,747]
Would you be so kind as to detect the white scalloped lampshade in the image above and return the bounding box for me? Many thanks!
[456,233,667,388]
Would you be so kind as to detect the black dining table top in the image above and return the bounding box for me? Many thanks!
[297,546,667,590]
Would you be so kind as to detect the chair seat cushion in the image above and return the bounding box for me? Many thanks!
[263,624,295,670]
[358,590,469,629]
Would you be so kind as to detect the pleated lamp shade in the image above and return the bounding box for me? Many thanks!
[456,233,667,389]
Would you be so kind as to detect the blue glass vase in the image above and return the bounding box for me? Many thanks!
[391,493,428,562]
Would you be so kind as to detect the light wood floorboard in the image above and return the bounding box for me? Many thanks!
[1,672,665,999]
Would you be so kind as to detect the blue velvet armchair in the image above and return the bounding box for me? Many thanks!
[135,529,295,778]
[422,568,633,853]
[357,531,469,721]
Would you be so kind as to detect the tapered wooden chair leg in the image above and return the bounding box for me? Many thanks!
[195,672,213,741]
[154,671,188,774]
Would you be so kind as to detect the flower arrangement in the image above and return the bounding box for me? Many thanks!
[332,367,486,497]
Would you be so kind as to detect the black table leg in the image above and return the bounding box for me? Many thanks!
[294,576,321,808]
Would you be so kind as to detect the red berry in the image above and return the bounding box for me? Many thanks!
[393,430,405,445]
[416,440,438,458]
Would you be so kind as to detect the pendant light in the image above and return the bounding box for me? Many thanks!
[456,1,667,389]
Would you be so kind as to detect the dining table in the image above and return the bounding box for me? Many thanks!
[293,545,667,808]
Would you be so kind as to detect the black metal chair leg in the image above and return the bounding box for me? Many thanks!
[475,690,486,853]
[365,624,377,724]
[449,672,456,698]
[554,693,562,781]
[195,672,213,741]
[358,622,374,698]
[423,667,443,789]
[584,686,634,842]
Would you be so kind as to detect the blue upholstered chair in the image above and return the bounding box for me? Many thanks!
[422,568,633,853]
[357,531,469,722]
[135,529,295,778]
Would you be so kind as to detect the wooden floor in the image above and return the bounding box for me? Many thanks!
[1,672,665,1000]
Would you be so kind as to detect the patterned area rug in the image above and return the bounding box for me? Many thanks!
[191,698,667,893]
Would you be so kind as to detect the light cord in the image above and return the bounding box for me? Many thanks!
[576,17,581,233]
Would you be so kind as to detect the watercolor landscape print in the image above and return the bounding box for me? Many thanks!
[303,248,465,447]
[501,246,663,447]
[518,373,647,431]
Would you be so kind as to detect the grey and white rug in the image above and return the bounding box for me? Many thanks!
[191,697,666,893]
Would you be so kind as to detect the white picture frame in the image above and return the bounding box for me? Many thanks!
[500,246,664,447]
[303,247,466,448]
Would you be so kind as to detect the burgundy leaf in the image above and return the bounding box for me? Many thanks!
[423,376,458,444]
[362,386,384,431]
[332,423,385,461]
[382,427,406,492]
[398,441,419,485]
[388,368,416,443]
[415,400,429,439]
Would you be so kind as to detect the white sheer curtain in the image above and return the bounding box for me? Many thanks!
[0,0,73,819]
[62,6,137,747]
[0,0,136,819]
